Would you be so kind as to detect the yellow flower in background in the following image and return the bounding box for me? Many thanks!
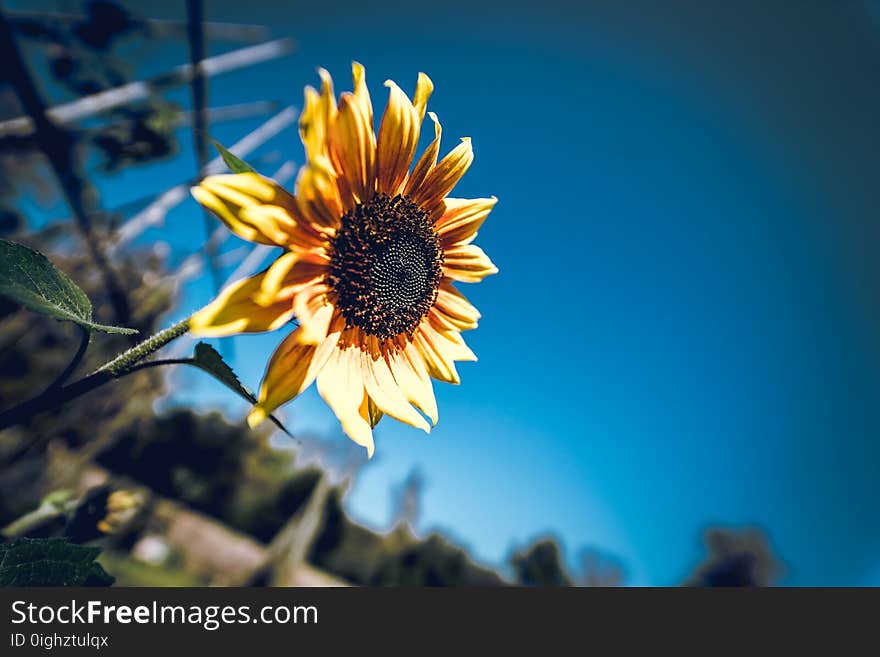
[189,63,497,457]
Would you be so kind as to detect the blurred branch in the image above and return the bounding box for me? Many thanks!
[173,101,279,127]
[0,9,131,325]
[241,476,331,586]
[0,38,295,138]
[6,9,270,43]
[186,0,224,326]
[112,106,298,250]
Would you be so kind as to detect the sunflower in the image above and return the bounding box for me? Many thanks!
[188,63,497,457]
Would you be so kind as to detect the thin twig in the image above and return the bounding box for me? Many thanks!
[186,0,225,319]
[0,39,295,138]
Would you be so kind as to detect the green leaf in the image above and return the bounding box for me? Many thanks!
[0,538,114,587]
[367,398,384,429]
[190,342,293,438]
[211,139,256,173]
[0,240,137,335]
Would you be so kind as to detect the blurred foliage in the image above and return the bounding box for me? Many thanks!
[684,528,782,587]
[511,538,574,586]
[310,490,505,586]
[10,1,179,173]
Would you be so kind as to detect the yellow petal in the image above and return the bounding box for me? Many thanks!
[189,270,294,337]
[329,92,376,203]
[387,346,438,425]
[295,162,344,228]
[410,138,473,216]
[317,344,374,457]
[412,72,434,123]
[248,325,340,426]
[192,173,300,246]
[411,325,459,384]
[442,244,498,283]
[376,80,421,195]
[430,281,481,331]
[423,320,477,362]
[360,346,430,433]
[293,285,335,344]
[351,61,373,131]
[255,250,330,307]
[405,111,441,197]
[434,279,480,330]
[435,197,497,247]
[254,251,301,306]
[299,68,337,165]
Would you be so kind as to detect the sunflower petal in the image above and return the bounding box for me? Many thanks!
[361,347,431,433]
[412,73,433,123]
[376,80,421,195]
[388,346,438,425]
[192,173,299,246]
[329,92,376,203]
[317,344,375,457]
[300,68,337,165]
[351,61,373,131]
[442,244,498,283]
[435,197,497,247]
[433,280,481,330]
[294,162,345,229]
[190,270,294,336]
[248,325,341,427]
[405,111,441,197]
[293,285,334,344]
[412,325,460,384]
[410,138,473,216]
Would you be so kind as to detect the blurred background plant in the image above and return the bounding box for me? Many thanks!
[0,0,785,587]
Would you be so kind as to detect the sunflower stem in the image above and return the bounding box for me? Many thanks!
[0,319,191,432]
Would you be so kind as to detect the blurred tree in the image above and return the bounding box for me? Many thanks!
[390,468,423,532]
[684,527,783,587]
[510,537,574,587]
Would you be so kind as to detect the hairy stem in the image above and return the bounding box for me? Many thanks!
[0,319,191,431]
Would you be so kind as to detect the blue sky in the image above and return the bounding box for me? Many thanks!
[11,0,880,585]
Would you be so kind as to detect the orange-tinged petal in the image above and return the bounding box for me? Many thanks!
[351,61,373,131]
[412,72,433,123]
[317,344,374,457]
[299,68,337,165]
[248,324,341,427]
[360,347,430,433]
[410,137,473,216]
[376,80,421,195]
[422,320,477,362]
[292,283,334,344]
[190,270,294,336]
[442,244,498,283]
[329,92,376,203]
[387,346,438,425]
[405,111,441,197]
[294,163,344,228]
[433,280,481,330]
[411,325,459,384]
[435,197,497,247]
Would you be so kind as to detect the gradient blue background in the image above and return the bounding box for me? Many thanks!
[12,0,880,585]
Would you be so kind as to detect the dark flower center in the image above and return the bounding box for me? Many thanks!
[328,193,443,339]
